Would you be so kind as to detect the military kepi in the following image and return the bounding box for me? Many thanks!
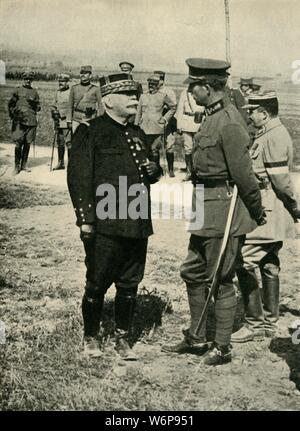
[184,58,230,84]
[80,65,92,73]
[100,73,139,96]
[242,91,277,110]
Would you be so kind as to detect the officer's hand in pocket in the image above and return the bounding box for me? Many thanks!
[80,224,95,242]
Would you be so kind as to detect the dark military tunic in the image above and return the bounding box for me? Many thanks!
[67,112,157,238]
[8,85,40,126]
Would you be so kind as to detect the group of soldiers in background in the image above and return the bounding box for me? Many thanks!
[7,59,300,363]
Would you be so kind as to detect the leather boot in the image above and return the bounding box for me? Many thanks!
[82,293,104,357]
[21,143,31,172]
[162,284,208,355]
[203,342,232,366]
[261,267,280,337]
[14,146,22,174]
[166,153,175,177]
[152,153,163,176]
[114,289,137,360]
[232,268,265,343]
[53,145,65,170]
[183,154,192,181]
[214,286,237,346]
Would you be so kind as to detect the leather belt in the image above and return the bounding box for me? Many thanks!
[194,177,234,188]
[183,112,195,117]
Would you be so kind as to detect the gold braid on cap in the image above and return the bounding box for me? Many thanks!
[101,80,138,96]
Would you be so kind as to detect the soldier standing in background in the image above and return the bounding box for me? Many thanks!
[135,74,176,174]
[176,86,205,181]
[50,73,71,170]
[67,73,160,359]
[119,61,143,99]
[8,69,40,174]
[67,65,103,133]
[231,92,300,343]
[163,59,265,365]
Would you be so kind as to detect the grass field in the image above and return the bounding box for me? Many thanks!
[1,79,300,411]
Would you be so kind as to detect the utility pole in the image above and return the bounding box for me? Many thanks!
[224,0,231,63]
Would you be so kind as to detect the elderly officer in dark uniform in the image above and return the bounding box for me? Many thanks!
[67,73,160,359]
[67,65,103,133]
[8,69,40,174]
[231,92,300,343]
[50,73,71,170]
[162,59,266,365]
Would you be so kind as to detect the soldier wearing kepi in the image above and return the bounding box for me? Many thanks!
[67,65,103,133]
[135,74,176,174]
[162,59,265,365]
[231,92,300,343]
[119,61,143,99]
[67,73,160,359]
[50,73,71,170]
[8,69,40,174]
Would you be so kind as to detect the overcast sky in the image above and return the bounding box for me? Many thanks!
[1,0,300,75]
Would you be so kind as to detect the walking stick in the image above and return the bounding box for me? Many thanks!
[193,184,239,338]
[161,121,168,178]
[50,128,57,171]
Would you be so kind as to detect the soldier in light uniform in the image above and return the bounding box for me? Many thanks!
[162,59,265,365]
[67,73,160,359]
[8,69,40,174]
[50,73,71,170]
[231,92,300,343]
[135,74,176,175]
[119,61,143,99]
[176,86,205,181]
[67,65,103,133]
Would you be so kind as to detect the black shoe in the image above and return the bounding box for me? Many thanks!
[162,330,208,355]
[203,343,232,366]
[52,163,65,170]
[169,169,175,178]
[115,336,137,361]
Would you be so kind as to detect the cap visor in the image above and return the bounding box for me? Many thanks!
[241,103,260,110]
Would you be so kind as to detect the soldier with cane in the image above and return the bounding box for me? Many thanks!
[162,58,266,365]
[50,74,72,170]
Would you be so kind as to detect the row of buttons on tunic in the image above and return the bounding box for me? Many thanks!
[125,131,146,194]
[74,198,92,223]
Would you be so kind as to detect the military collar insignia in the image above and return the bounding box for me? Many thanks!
[205,99,224,116]
[255,126,266,138]
[255,118,282,138]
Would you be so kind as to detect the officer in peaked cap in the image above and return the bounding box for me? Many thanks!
[50,73,71,170]
[119,61,135,73]
[67,72,160,359]
[8,69,41,174]
[231,91,300,343]
[119,61,143,99]
[67,65,104,133]
[239,77,254,98]
[162,58,265,365]
[135,74,176,175]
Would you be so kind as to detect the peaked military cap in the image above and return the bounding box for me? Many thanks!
[80,65,92,73]
[147,74,160,83]
[154,70,165,80]
[184,58,230,84]
[100,73,139,96]
[58,73,70,81]
[22,69,34,79]
[250,81,261,92]
[119,61,135,70]
[242,91,277,110]
[239,77,253,86]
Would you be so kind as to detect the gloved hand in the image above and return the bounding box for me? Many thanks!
[80,224,95,242]
[290,206,300,220]
[67,121,72,130]
[142,161,158,177]
[158,117,167,125]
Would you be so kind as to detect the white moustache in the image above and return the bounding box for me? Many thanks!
[127,102,138,108]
